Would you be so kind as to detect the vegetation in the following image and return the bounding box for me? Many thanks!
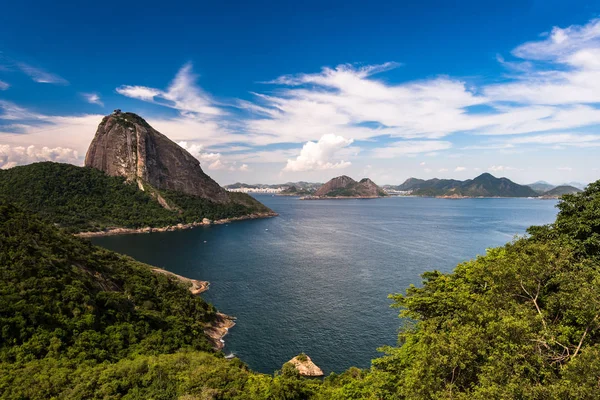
[399,173,540,197]
[0,162,271,233]
[2,179,600,398]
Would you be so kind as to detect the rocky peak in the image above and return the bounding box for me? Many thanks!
[314,175,357,196]
[85,111,230,203]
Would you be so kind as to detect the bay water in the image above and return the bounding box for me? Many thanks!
[92,195,558,374]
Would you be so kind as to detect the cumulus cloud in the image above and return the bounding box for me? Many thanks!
[0,80,9,90]
[283,134,354,172]
[454,166,466,172]
[17,63,68,85]
[0,144,79,169]
[177,141,227,170]
[82,93,104,106]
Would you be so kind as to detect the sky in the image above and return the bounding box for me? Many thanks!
[1,0,600,185]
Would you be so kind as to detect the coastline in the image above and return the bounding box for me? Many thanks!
[150,267,235,350]
[76,211,278,238]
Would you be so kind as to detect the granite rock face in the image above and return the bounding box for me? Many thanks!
[85,111,229,203]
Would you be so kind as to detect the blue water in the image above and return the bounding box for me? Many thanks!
[91,196,558,374]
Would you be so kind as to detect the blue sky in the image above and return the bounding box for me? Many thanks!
[1,0,600,185]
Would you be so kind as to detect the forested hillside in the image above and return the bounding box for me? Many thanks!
[0,162,272,233]
[2,181,600,399]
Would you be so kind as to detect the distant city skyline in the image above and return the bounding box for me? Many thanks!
[1,0,599,185]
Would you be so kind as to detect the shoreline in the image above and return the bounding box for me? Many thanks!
[150,267,235,350]
[76,211,278,238]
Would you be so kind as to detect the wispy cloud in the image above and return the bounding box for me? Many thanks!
[371,140,452,159]
[17,63,68,85]
[0,80,9,90]
[82,93,104,106]
[117,62,222,117]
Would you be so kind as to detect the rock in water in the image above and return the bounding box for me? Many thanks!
[85,111,229,203]
[288,354,324,376]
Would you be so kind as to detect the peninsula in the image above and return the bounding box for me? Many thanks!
[0,111,276,234]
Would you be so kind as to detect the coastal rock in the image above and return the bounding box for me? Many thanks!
[287,354,324,377]
[202,218,212,225]
[85,110,230,203]
[151,267,210,295]
[204,313,236,350]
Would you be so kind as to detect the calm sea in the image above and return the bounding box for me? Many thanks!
[92,195,558,374]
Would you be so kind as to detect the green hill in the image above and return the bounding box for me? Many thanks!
[0,162,272,233]
[542,185,583,197]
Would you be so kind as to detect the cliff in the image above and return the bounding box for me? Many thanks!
[312,176,387,198]
[85,111,229,203]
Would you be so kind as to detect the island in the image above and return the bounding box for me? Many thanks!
[302,175,388,199]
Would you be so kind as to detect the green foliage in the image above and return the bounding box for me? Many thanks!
[296,353,308,362]
[0,202,217,367]
[2,179,600,399]
[0,162,271,233]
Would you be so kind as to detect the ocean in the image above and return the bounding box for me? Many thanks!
[91,195,558,374]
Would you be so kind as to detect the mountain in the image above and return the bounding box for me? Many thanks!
[312,176,387,198]
[542,185,583,198]
[0,111,274,233]
[562,181,587,190]
[399,173,538,197]
[85,110,229,203]
[526,180,556,194]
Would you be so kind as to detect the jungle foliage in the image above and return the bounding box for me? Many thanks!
[2,181,600,399]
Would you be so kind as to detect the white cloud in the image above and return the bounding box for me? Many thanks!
[117,63,222,117]
[239,163,250,172]
[177,141,227,170]
[283,134,354,172]
[0,80,9,90]
[454,166,467,172]
[17,63,68,85]
[0,144,79,169]
[419,161,426,166]
[438,168,448,172]
[82,93,104,106]
[371,140,452,159]
[488,165,517,172]
[557,166,573,171]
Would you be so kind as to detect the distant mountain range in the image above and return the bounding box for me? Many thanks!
[526,180,587,194]
[388,173,538,198]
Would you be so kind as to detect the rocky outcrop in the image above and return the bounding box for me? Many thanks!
[311,176,387,198]
[85,110,229,203]
[204,313,236,350]
[151,267,209,295]
[287,354,324,376]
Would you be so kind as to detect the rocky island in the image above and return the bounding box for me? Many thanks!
[302,175,388,199]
